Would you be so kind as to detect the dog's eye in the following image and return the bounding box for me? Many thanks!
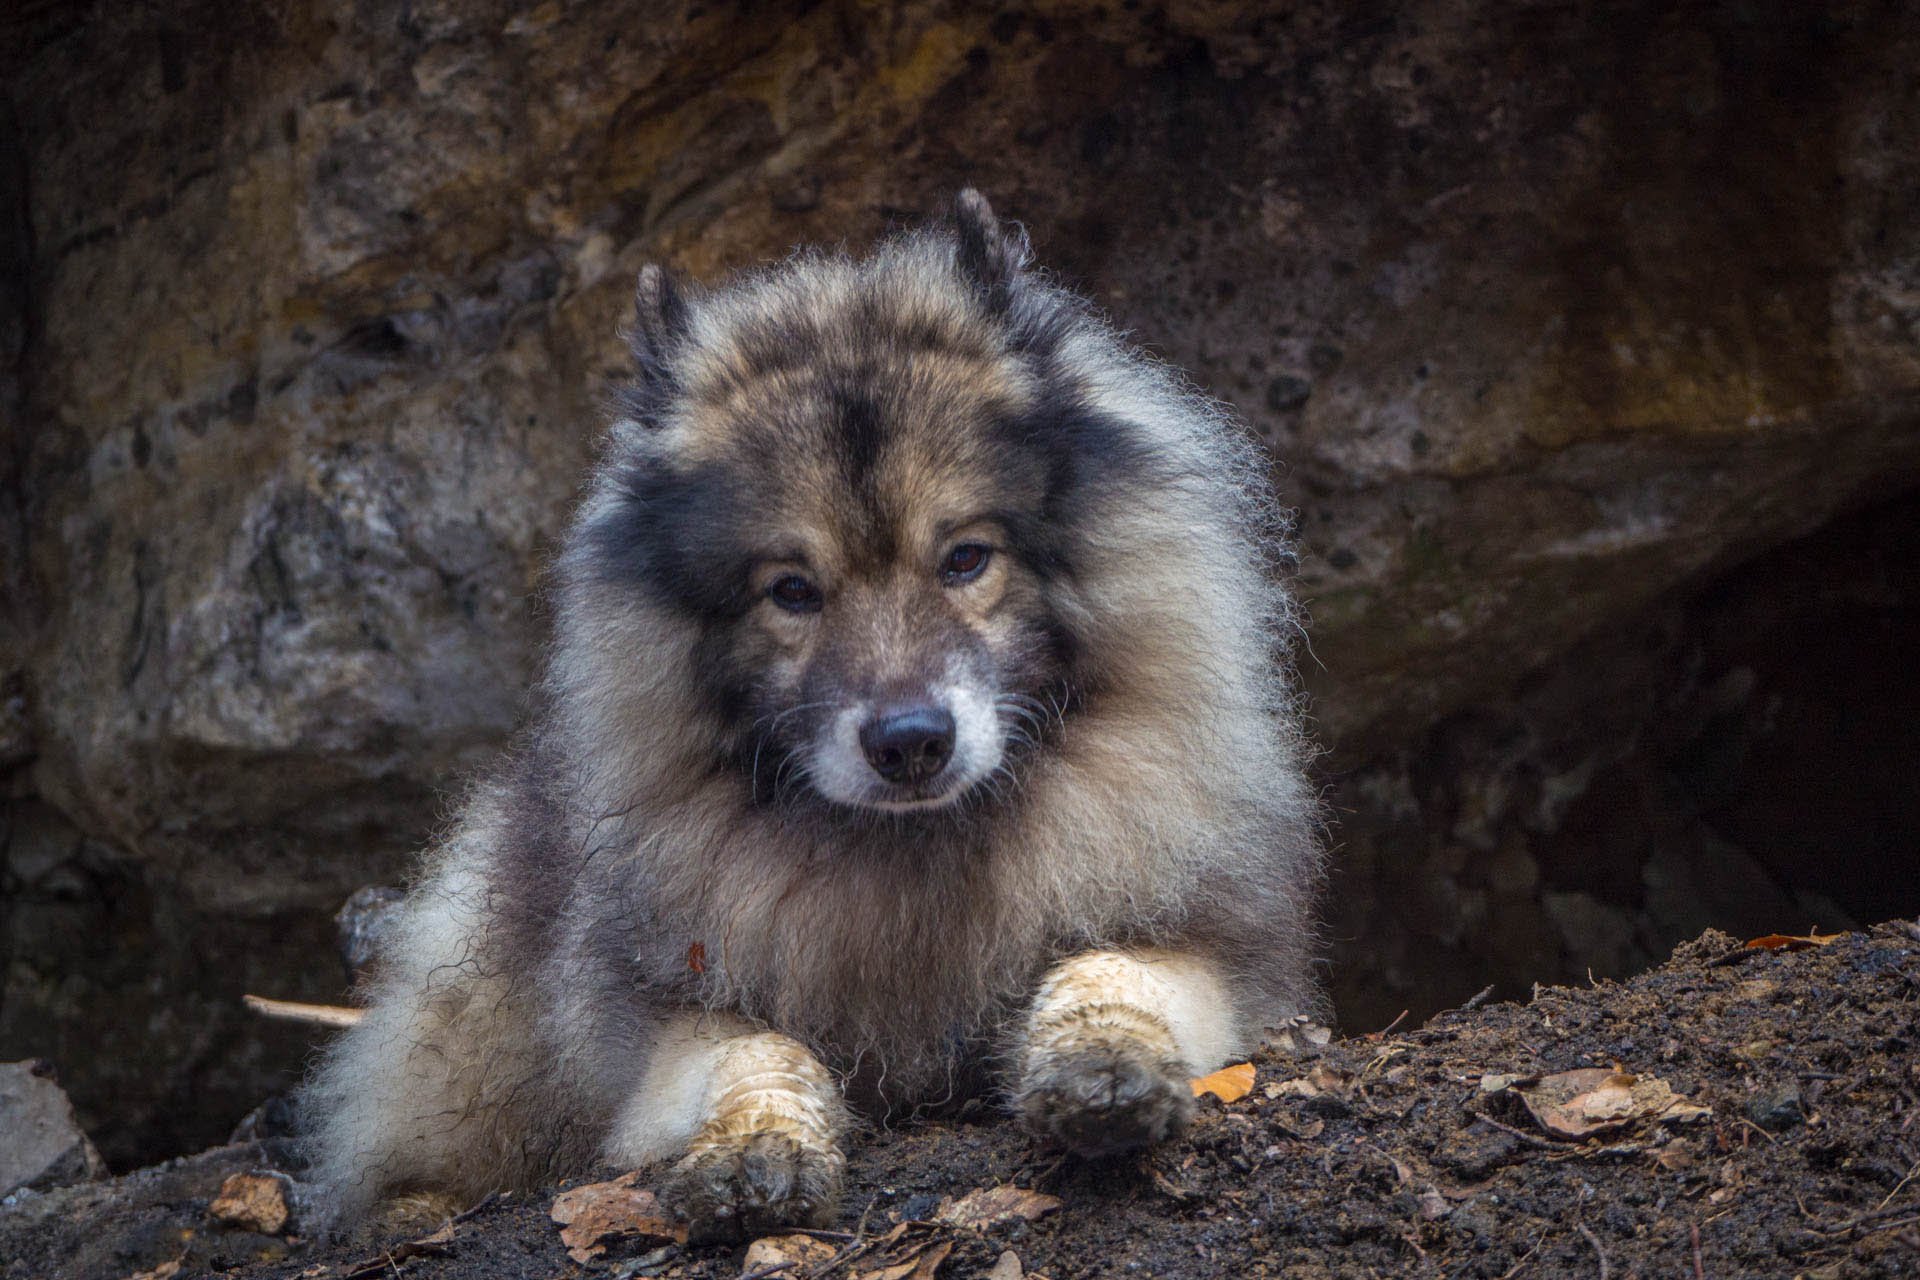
[766,575,822,613]
[941,543,991,585]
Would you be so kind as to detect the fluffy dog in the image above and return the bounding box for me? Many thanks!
[299,192,1323,1239]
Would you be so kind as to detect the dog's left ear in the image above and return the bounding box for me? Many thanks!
[951,189,1030,314]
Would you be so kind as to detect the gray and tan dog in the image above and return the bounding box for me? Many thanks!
[299,192,1324,1240]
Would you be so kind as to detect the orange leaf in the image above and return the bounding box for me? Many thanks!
[1743,930,1846,952]
[686,941,707,972]
[1190,1061,1255,1103]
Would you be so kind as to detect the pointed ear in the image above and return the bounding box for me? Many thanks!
[631,264,691,384]
[951,189,1029,314]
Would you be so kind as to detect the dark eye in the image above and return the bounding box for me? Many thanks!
[766,574,822,613]
[941,543,991,585]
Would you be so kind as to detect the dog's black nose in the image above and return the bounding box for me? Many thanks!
[860,705,956,785]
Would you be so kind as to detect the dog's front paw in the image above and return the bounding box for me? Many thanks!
[1015,1027,1195,1158]
[663,1127,844,1244]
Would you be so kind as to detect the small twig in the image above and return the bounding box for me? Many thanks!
[1368,1009,1409,1038]
[1731,1117,1777,1146]
[1026,1151,1069,1185]
[1462,984,1497,1011]
[802,1196,898,1280]
[1576,1224,1609,1280]
[1472,1112,1565,1150]
[243,994,364,1027]
[1690,1221,1705,1279]
[1874,1160,1919,1211]
[1497,1235,1543,1279]
[738,1262,798,1280]
[1807,1203,1920,1237]
[445,1191,499,1228]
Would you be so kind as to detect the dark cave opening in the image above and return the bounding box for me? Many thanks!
[1327,487,1920,1033]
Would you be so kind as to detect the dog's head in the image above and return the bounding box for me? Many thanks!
[571,193,1173,814]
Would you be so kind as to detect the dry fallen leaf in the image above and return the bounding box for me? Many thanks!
[1308,1064,1355,1093]
[984,1250,1024,1280]
[856,1239,955,1280]
[934,1186,1062,1230]
[1515,1068,1711,1139]
[1522,1069,1639,1137]
[909,1239,953,1279]
[208,1171,291,1235]
[1743,930,1846,952]
[742,1232,838,1274]
[550,1172,685,1264]
[1190,1061,1256,1102]
[1265,1063,1353,1102]
[124,1262,183,1280]
[1654,1138,1696,1171]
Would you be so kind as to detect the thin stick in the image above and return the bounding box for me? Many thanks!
[1576,1224,1609,1280]
[803,1195,892,1280]
[1472,1112,1565,1150]
[1690,1221,1705,1279]
[738,1262,799,1280]
[1874,1160,1918,1211]
[1497,1235,1543,1279]
[1370,1009,1410,1037]
[1462,984,1497,1011]
[243,994,364,1027]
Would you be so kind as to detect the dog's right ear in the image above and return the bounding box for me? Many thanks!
[631,264,691,385]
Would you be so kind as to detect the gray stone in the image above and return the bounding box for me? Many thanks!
[0,1062,106,1196]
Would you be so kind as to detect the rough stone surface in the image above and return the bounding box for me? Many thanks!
[0,1061,107,1197]
[2,0,1917,1162]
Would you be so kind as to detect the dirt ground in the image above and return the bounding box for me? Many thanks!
[5,924,1917,1280]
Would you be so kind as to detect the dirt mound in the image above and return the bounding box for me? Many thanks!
[5,924,1916,1279]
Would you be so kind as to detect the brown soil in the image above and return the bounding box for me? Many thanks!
[5,925,1917,1280]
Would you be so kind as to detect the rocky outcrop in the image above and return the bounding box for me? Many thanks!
[0,1062,106,1197]
[3,0,1917,1162]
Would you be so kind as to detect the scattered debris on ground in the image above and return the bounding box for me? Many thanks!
[4,925,1917,1279]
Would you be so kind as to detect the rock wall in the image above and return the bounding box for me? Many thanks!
[3,0,1917,1162]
